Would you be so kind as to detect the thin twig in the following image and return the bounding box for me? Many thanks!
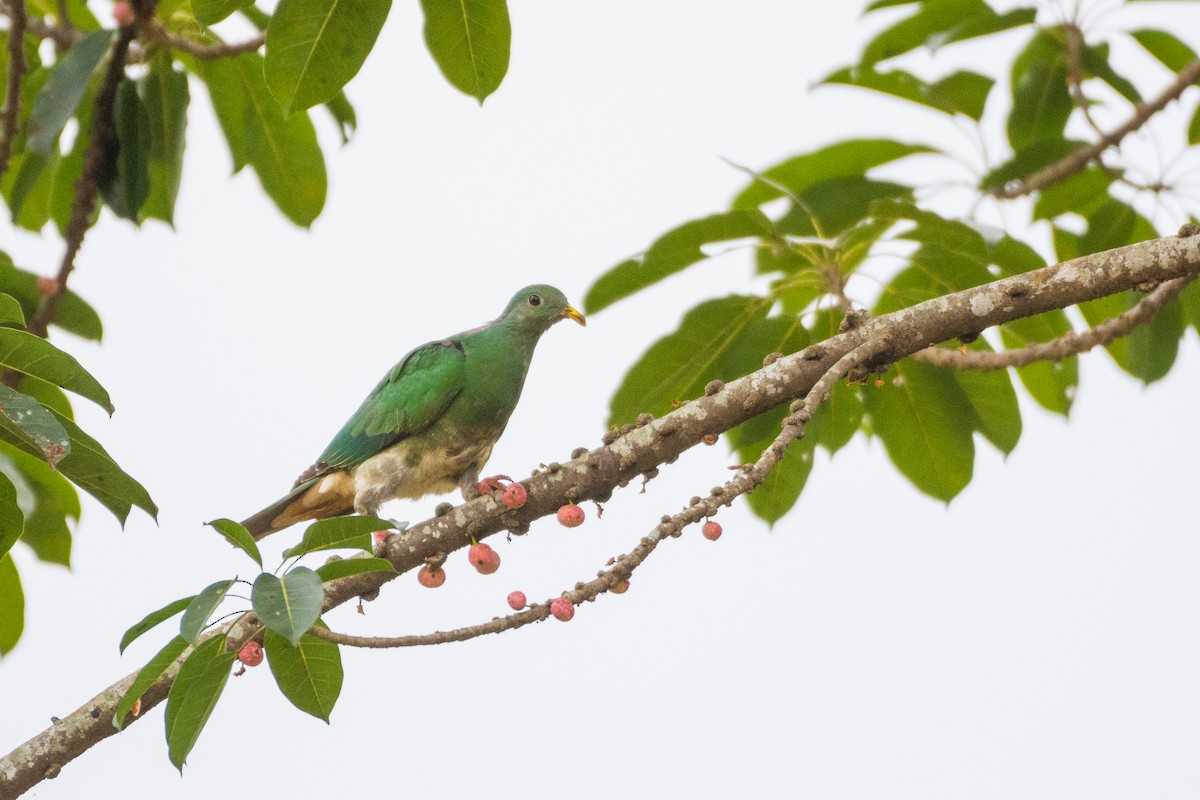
[0,0,27,184]
[1064,23,1106,138]
[139,20,264,59]
[913,274,1193,371]
[23,28,135,343]
[311,337,894,651]
[994,60,1200,199]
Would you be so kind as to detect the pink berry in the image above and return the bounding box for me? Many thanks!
[237,641,263,667]
[702,521,722,541]
[112,1,135,26]
[417,566,446,588]
[556,503,584,528]
[507,591,527,611]
[372,530,390,545]
[610,579,629,594]
[501,482,528,509]
[550,597,575,622]
[468,542,501,575]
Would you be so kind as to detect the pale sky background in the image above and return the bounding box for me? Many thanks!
[4,2,1200,798]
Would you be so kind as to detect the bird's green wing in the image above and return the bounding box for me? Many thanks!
[317,340,467,471]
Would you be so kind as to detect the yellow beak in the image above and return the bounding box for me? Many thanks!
[562,305,586,327]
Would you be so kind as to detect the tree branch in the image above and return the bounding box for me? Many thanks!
[138,21,265,59]
[912,275,1192,371]
[0,0,27,184]
[24,29,135,341]
[4,230,1200,798]
[994,60,1200,199]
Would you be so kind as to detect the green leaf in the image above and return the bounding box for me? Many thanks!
[205,519,262,567]
[980,138,1081,193]
[180,580,235,645]
[1080,42,1141,104]
[235,53,326,226]
[114,634,188,730]
[1182,279,1200,333]
[864,360,974,502]
[0,255,102,341]
[25,30,114,156]
[42,410,157,524]
[315,556,395,582]
[732,139,933,210]
[0,472,22,561]
[0,328,112,413]
[1132,29,1199,72]
[999,312,1078,415]
[0,553,24,654]
[165,634,237,771]
[774,177,912,239]
[0,438,80,517]
[19,480,74,567]
[419,0,511,103]
[1007,29,1072,151]
[28,0,100,29]
[140,55,189,225]
[283,516,391,558]
[608,296,770,426]
[120,595,197,654]
[0,293,26,327]
[266,0,391,113]
[252,568,324,646]
[953,342,1022,455]
[264,620,343,722]
[0,382,70,466]
[584,210,776,314]
[99,80,152,221]
[859,0,1033,65]
[931,6,1036,48]
[5,151,58,231]
[1032,166,1112,220]
[196,56,248,172]
[1190,104,1200,146]
[191,0,254,25]
[822,66,993,120]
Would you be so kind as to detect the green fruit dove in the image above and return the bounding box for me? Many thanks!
[242,285,586,539]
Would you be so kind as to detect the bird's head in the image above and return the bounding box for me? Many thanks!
[500,284,586,333]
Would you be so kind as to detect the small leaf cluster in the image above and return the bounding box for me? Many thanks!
[114,516,397,771]
[585,1,1200,522]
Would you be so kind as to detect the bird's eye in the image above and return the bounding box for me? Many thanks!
[528,294,542,307]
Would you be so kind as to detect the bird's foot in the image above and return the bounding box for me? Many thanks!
[473,474,513,496]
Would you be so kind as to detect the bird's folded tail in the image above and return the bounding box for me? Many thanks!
[241,471,357,540]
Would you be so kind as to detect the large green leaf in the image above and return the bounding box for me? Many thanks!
[205,519,262,566]
[43,410,157,524]
[864,360,975,502]
[0,472,22,561]
[165,634,236,771]
[861,0,1034,64]
[980,138,1081,193]
[19,479,74,567]
[0,293,26,327]
[266,0,391,112]
[180,580,236,645]
[99,80,152,221]
[252,568,324,646]
[0,328,112,413]
[0,553,24,654]
[822,66,993,120]
[264,621,343,722]
[1007,29,1071,150]
[419,0,510,103]
[283,516,391,558]
[5,151,58,231]
[0,382,70,466]
[120,595,197,654]
[25,30,113,155]
[608,296,770,426]
[584,211,775,314]
[196,53,327,226]
[140,55,189,225]
[191,0,255,25]
[952,342,1022,455]
[1032,166,1112,220]
[732,139,933,210]
[114,634,188,730]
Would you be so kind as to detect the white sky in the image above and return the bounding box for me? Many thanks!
[4,2,1200,798]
